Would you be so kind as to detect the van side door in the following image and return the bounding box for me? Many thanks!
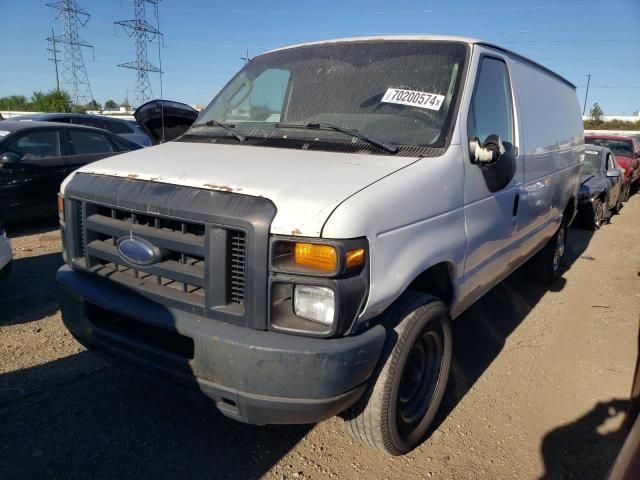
[508,59,583,267]
[460,52,523,305]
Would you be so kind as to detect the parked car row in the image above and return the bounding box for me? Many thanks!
[576,134,640,230]
[6,113,153,147]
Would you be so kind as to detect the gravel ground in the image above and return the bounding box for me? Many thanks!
[1,198,639,480]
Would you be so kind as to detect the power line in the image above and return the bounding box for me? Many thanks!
[583,74,592,115]
[46,28,61,92]
[158,2,637,15]
[115,0,163,107]
[46,0,95,104]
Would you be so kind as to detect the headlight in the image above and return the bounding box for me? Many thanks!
[294,285,335,326]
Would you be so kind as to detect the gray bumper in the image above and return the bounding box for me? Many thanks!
[56,265,386,425]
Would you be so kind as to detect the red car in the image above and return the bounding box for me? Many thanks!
[585,135,640,201]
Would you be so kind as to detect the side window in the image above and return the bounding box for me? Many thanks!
[105,119,134,134]
[68,130,114,155]
[606,153,615,171]
[50,117,72,124]
[72,117,106,130]
[225,68,291,122]
[468,57,514,145]
[6,130,61,160]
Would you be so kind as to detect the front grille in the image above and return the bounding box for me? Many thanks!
[63,174,277,329]
[71,202,246,313]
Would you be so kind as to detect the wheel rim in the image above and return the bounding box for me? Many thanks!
[553,227,565,273]
[594,203,603,228]
[397,326,444,433]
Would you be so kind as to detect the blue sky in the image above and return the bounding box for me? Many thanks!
[1,0,639,114]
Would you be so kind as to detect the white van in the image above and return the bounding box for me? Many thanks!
[56,36,583,455]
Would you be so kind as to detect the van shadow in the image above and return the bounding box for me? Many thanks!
[0,352,311,480]
[0,252,63,326]
[432,226,594,431]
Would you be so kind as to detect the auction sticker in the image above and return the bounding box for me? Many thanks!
[381,88,445,111]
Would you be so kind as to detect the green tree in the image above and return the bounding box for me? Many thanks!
[104,99,118,109]
[86,99,101,111]
[30,90,72,112]
[0,95,31,111]
[589,103,604,123]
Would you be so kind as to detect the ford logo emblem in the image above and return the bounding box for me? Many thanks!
[116,236,162,267]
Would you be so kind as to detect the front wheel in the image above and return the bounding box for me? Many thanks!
[591,198,605,230]
[344,291,452,455]
[528,221,567,284]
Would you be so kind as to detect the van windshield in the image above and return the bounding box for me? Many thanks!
[193,41,468,151]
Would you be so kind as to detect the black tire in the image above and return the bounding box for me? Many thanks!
[613,194,623,214]
[528,221,568,284]
[621,182,631,202]
[590,198,605,230]
[344,291,452,455]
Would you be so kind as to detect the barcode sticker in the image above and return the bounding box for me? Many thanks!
[381,88,445,111]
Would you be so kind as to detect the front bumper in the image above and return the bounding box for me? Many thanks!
[57,265,386,425]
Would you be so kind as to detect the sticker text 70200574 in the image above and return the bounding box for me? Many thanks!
[381,88,445,111]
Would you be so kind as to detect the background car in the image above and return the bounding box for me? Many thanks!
[585,135,640,201]
[0,223,11,279]
[0,120,141,222]
[576,145,624,229]
[10,112,153,147]
[133,100,199,145]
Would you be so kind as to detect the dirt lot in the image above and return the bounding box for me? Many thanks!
[1,198,639,480]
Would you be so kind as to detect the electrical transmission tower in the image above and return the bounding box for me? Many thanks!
[115,0,163,107]
[46,0,94,104]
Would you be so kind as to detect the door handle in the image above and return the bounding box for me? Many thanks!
[512,193,520,217]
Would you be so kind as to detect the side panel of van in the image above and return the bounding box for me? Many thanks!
[509,61,583,266]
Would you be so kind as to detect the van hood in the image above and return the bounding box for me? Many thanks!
[66,141,420,237]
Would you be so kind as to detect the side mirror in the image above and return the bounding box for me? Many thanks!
[469,134,505,165]
[606,168,622,178]
[636,151,640,158]
[0,152,20,164]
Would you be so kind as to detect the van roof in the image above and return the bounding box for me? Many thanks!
[261,35,576,89]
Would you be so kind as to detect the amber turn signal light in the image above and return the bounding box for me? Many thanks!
[345,248,365,269]
[57,193,64,220]
[294,243,337,272]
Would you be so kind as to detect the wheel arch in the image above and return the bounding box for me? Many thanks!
[564,196,577,225]
[406,261,455,307]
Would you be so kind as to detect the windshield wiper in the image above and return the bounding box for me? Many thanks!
[274,122,398,154]
[191,120,246,142]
